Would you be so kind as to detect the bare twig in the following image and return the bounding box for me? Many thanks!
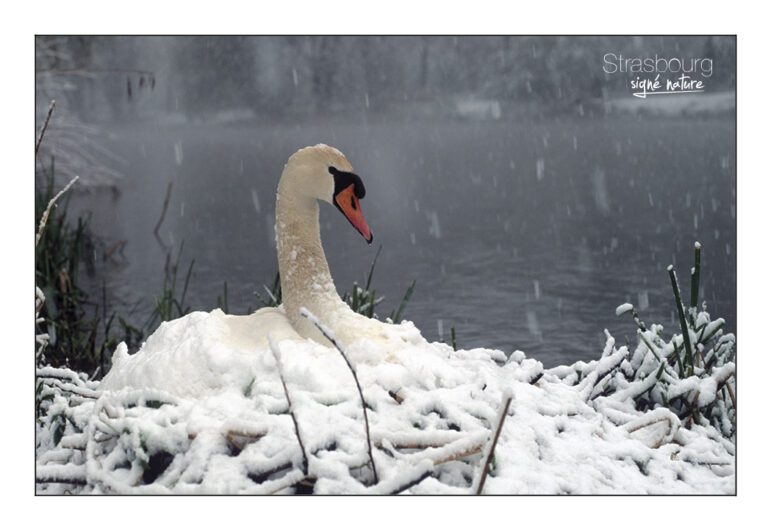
[36,100,56,157]
[301,308,379,484]
[268,334,309,475]
[153,180,174,236]
[387,389,404,404]
[475,393,513,495]
[36,175,79,247]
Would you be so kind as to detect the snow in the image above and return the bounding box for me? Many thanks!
[427,211,441,239]
[173,140,183,166]
[250,188,261,213]
[525,310,542,341]
[638,290,649,311]
[615,303,634,317]
[36,308,734,494]
[591,167,610,214]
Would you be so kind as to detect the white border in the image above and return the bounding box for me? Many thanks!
[2,0,763,526]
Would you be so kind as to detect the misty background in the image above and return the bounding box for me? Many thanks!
[35,36,736,366]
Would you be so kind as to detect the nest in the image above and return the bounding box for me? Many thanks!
[36,308,734,494]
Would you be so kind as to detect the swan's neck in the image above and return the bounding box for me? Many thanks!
[275,189,341,332]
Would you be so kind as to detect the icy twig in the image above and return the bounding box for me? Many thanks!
[699,319,725,345]
[35,175,79,247]
[374,430,464,450]
[35,99,56,157]
[636,331,676,379]
[623,408,681,448]
[268,334,309,475]
[434,443,484,465]
[301,307,379,485]
[579,335,628,401]
[42,378,100,399]
[60,433,87,450]
[475,392,513,495]
[36,463,86,486]
[409,435,486,466]
[615,302,647,332]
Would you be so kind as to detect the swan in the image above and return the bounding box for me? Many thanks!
[100,144,426,395]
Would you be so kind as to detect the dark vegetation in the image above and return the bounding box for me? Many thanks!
[607,242,735,436]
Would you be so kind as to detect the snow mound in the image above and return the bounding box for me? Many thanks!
[36,311,734,494]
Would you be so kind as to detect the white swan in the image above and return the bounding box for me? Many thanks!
[100,144,425,395]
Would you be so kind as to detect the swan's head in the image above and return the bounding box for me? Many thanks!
[284,144,373,244]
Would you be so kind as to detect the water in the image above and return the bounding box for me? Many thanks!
[73,115,736,367]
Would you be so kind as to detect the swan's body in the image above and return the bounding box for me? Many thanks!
[101,145,425,395]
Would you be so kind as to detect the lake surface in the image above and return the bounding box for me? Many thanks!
[72,114,736,367]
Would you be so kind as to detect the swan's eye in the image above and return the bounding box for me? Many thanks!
[330,166,366,199]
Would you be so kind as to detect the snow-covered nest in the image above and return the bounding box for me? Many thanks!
[36,310,734,494]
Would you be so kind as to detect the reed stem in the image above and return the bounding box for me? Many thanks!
[690,242,701,323]
[668,265,695,377]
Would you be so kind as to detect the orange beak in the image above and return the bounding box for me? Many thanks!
[334,184,373,244]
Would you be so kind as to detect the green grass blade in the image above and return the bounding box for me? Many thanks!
[365,244,383,291]
[390,280,416,324]
[668,265,695,377]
